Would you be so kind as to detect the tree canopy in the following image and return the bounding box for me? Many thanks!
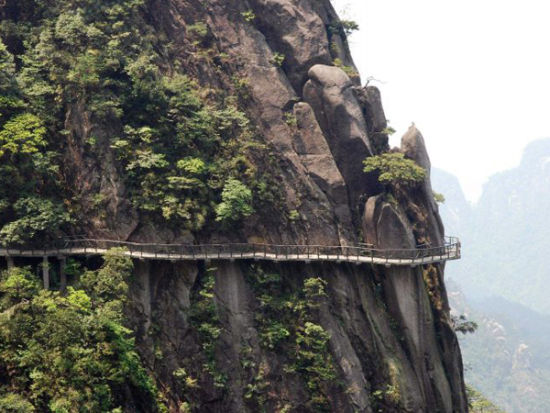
[363,152,426,187]
[0,250,164,411]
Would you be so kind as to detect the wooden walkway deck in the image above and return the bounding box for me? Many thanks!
[0,237,461,267]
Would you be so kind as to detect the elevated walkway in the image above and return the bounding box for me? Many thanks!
[0,237,460,290]
[0,237,460,266]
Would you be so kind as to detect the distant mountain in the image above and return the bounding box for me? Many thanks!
[431,168,472,237]
[448,281,550,413]
[434,142,550,412]
[434,138,550,313]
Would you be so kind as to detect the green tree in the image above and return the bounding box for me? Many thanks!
[0,113,46,158]
[215,178,254,223]
[466,385,505,412]
[363,152,426,187]
[0,197,71,246]
[0,251,164,411]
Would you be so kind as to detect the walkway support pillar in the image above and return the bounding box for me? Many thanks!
[42,256,50,290]
[59,256,67,293]
[6,256,14,269]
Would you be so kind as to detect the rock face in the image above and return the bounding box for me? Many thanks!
[2,0,467,410]
[124,1,469,411]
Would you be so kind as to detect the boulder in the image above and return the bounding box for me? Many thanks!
[362,195,415,250]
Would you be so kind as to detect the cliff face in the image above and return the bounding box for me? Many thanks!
[125,2,466,411]
[0,0,467,411]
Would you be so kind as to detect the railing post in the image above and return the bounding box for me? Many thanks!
[59,256,67,294]
[42,256,50,290]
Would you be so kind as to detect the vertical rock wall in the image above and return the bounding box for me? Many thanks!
[122,0,468,411]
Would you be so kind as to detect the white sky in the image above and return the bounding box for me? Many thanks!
[331,0,550,202]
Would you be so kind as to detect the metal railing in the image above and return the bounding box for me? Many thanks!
[0,236,461,266]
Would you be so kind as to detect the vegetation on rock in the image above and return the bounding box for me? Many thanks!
[0,250,165,411]
[0,0,275,242]
[246,267,337,412]
[363,152,426,187]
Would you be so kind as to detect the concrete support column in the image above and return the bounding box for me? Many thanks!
[6,256,14,269]
[59,257,67,293]
[42,256,50,290]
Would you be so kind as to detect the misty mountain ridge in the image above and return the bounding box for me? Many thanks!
[434,137,550,412]
[434,137,550,313]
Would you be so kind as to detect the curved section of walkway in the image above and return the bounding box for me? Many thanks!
[0,237,460,266]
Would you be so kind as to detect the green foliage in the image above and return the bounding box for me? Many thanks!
[241,10,256,22]
[332,58,359,79]
[433,191,446,203]
[381,126,396,136]
[189,268,227,389]
[363,152,427,187]
[246,268,337,410]
[0,197,71,246]
[110,74,263,230]
[0,393,35,413]
[288,209,300,221]
[0,0,273,236]
[453,314,478,335]
[260,321,290,350]
[283,112,297,127]
[328,19,359,36]
[340,20,359,35]
[0,40,16,94]
[215,178,254,224]
[0,113,46,157]
[466,385,505,413]
[0,266,40,307]
[187,22,208,39]
[271,52,285,67]
[0,252,163,411]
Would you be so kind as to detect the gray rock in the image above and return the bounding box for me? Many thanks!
[248,0,334,91]
[401,125,445,245]
[303,64,376,213]
[362,195,415,249]
[354,85,390,153]
[293,102,354,241]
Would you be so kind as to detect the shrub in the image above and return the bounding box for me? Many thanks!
[0,113,46,158]
[0,253,162,411]
[271,52,285,67]
[433,191,445,203]
[363,152,426,187]
[215,178,254,223]
[0,197,71,246]
[452,315,478,335]
[332,58,359,79]
[241,10,256,22]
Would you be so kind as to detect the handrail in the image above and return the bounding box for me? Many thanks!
[0,237,461,266]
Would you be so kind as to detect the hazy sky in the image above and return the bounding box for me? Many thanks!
[331,0,550,201]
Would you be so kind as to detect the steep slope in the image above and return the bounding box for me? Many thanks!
[448,281,550,413]
[0,0,467,411]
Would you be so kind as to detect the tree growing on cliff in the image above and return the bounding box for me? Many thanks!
[363,152,426,188]
[0,251,164,411]
[215,178,254,223]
